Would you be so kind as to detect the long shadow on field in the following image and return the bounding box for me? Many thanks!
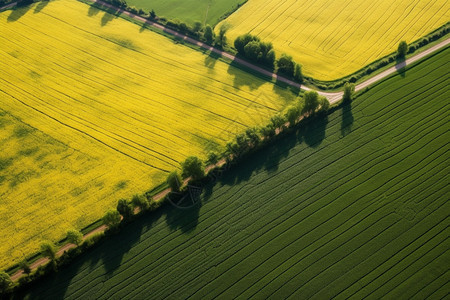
[33,0,49,14]
[16,208,166,299]
[211,113,328,190]
[204,50,220,71]
[395,58,406,78]
[227,60,265,91]
[300,113,328,147]
[341,99,354,136]
[87,3,101,17]
[165,201,201,233]
[101,9,121,26]
[7,3,32,22]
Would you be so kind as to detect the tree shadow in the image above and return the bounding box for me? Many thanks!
[395,58,406,78]
[33,0,49,14]
[14,208,165,299]
[7,3,32,22]
[273,79,300,105]
[165,200,201,234]
[227,60,266,91]
[101,10,120,27]
[87,4,100,17]
[213,113,328,190]
[341,100,354,136]
[299,113,329,147]
[139,21,150,33]
[204,50,220,72]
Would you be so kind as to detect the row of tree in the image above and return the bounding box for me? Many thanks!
[234,33,303,82]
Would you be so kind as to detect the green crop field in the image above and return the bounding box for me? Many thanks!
[125,0,246,26]
[17,45,449,299]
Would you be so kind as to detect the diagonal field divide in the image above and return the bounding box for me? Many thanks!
[2,0,449,281]
[79,0,450,103]
[1,0,449,104]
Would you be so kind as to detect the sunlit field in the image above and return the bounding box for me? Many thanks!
[220,0,449,80]
[0,0,295,269]
[19,47,450,300]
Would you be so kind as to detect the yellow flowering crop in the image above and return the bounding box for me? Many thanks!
[0,0,295,269]
[219,0,449,80]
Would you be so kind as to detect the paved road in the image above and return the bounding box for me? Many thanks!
[355,38,450,93]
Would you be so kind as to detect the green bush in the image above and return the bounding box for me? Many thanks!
[181,156,205,180]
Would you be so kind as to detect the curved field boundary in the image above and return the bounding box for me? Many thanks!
[70,0,450,103]
[1,0,449,104]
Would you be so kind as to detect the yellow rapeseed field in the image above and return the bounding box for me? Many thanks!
[0,0,296,269]
[219,0,449,80]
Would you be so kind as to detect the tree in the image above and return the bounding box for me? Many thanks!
[103,209,121,229]
[193,21,203,36]
[277,54,295,77]
[265,49,276,69]
[244,41,261,60]
[226,141,240,157]
[294,64,303,83]
[204,25,214,44]
[117,199,133,220]
[234,33,275,69]
[206,152,219,165]
[167,171,182,192]
[181,156,204,180]
[17,0,33,7]
[397,40,408,59]
[319,96,330,112]
[178,22,189,34]
[285,105,301,126]
[131,194,149,211]
[0,272,12,294]
[215,23,229,48]
[342,82,355,103]
[245,127,260,147]
[234,33,256,54]
[19,259,31,275]
[271,114,287,130]
[303,91,320,114]
[235,133,250,154]
[40,241,56,261]
[259,124,276,139]
[66,229,83,246]
[149,9,156,19]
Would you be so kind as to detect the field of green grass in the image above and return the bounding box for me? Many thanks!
[125,0,246,26]
[18,47,449,299]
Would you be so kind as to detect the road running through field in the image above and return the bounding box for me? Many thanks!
[85,0,450,104]
[1,0,449,103]
[2,0,449,280]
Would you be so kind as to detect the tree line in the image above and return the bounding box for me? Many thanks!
[234,33,303,82]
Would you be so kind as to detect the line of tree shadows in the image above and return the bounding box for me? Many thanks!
[14,110,335,299]
[7,0,50,23]
[341,98,354,136]
[395,57,407,78]
[85,1,122,26]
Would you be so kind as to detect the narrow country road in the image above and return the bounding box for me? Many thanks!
[2,0,449,281]
[86,0,449,104]
[1,0,449,103]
